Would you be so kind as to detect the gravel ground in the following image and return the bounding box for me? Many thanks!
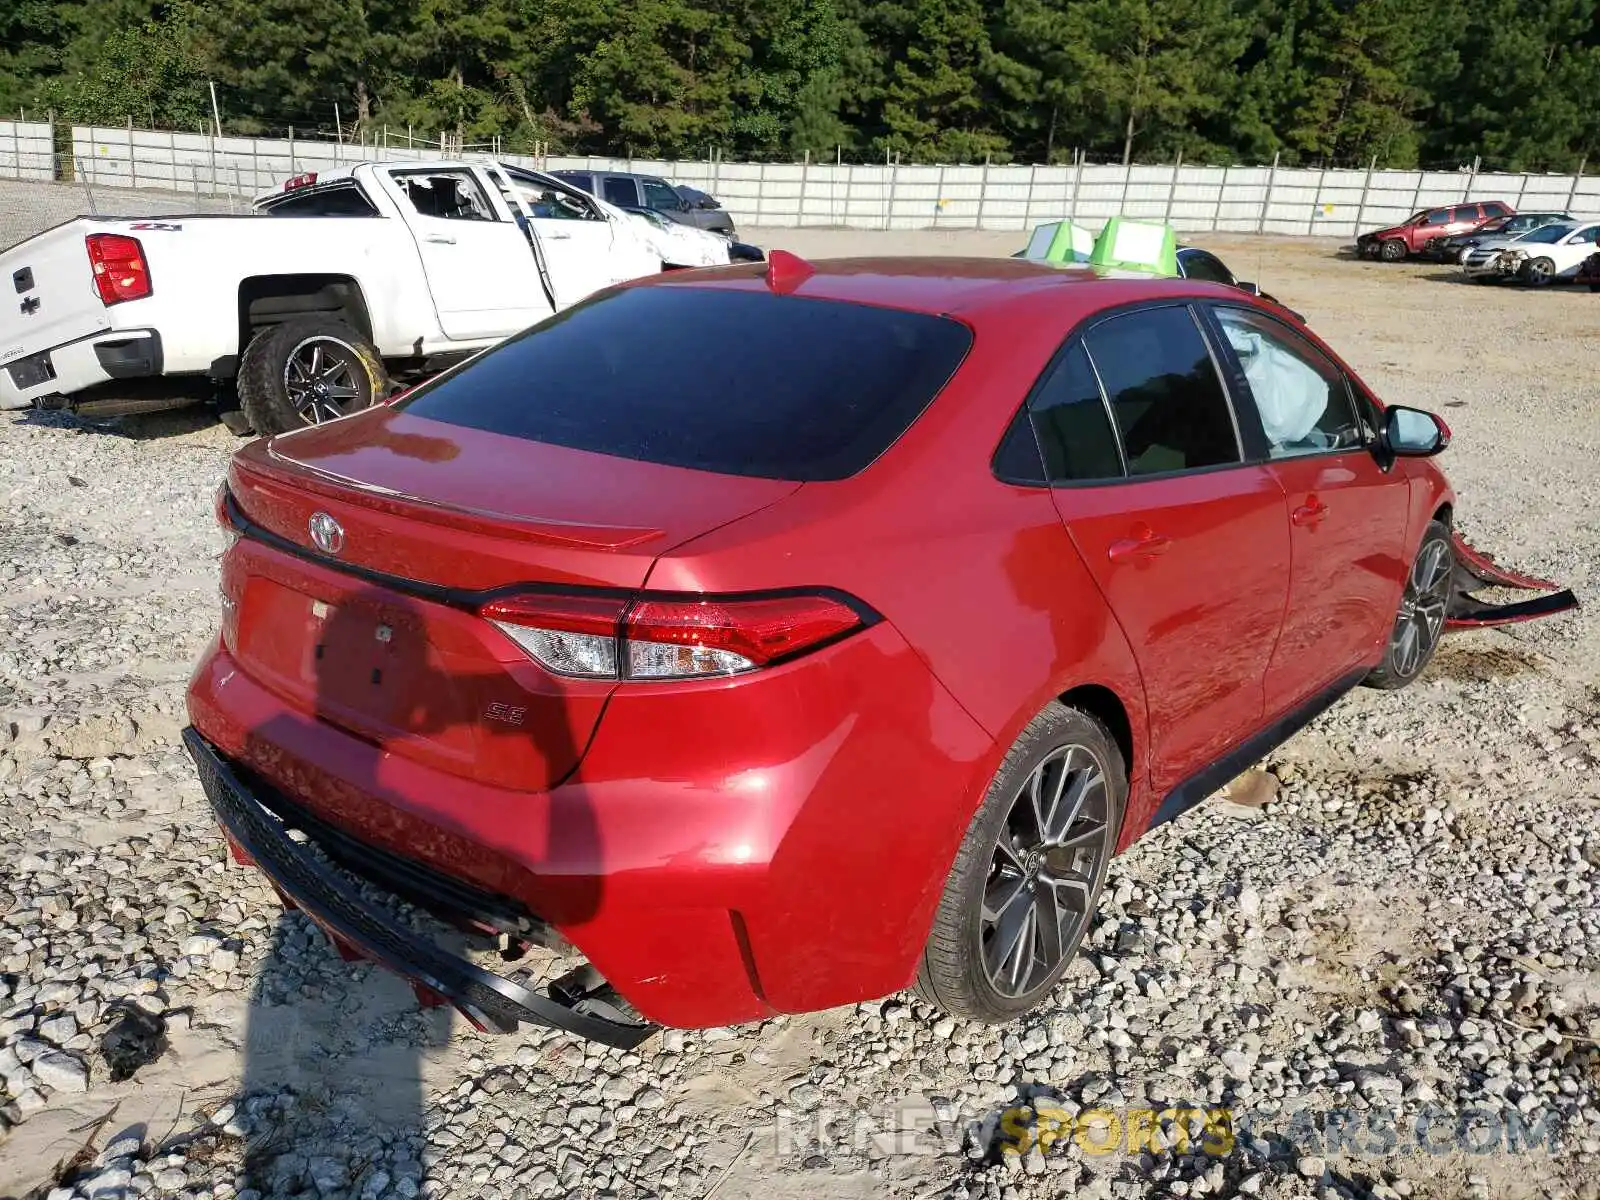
[1,180,1598,1200]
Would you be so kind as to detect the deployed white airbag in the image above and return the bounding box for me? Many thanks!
[1223,326,1330,446]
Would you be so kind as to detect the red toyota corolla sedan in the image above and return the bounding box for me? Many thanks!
[185,254,1575,1047]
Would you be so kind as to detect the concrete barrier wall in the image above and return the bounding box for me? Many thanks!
[0,122,55,182]
[46,127,1600,235]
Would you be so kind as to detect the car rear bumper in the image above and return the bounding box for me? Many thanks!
[185,728,658,1046]
[185,624,994,1030]
[0,328,163,409]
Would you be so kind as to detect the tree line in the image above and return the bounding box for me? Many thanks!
[3,0,1598,170]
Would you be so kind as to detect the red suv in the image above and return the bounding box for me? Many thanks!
[1357,201,1513,261]
[185,256,1574,1045]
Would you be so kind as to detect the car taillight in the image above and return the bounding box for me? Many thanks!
[85,234,152,305]
[480,590,872,681]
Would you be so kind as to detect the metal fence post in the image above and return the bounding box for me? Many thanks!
[935,162,947,229]
[1024,162,1037,228]
[1513,170,1528,210]
[1117,156,1133,215]
[800,149,810,229]
[976,156,989,231]
[1067,150,1082,221]
[1258,151,1279,234]
[1308,167,1327,235]
[1163,150,1182,224]
[1566,157,1587,211]
[1354,155,1376,233]
[1463,154,1479,200]
[884,150,897,231]
[288,127,295,175]
[1409,169,1425,217]
[843,160,854,228]
[128,116,136,190]
[1214,163,1228,232]
[755,160,766,227]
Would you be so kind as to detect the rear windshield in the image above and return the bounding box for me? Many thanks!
[397,286,973,481]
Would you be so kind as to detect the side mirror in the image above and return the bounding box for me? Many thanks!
[1236,280,1262,296]
[1383,406,1450,457]
[698,197,719,210]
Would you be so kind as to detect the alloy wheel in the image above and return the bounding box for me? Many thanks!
[284,337,366,425]
[1393,538,1452,677]
[980,743,1111,998]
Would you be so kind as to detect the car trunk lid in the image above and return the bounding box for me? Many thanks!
[222,407,800,790]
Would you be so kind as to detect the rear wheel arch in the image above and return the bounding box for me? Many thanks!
[1432,502,1453,529]
[1058,682,1135,781]
[236,275,375,363]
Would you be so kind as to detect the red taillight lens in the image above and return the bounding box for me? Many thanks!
[625,595,863,677]
[85,234,152,305]
[480,593,629,679]
[285,172,318,191]
[479,591,869,680]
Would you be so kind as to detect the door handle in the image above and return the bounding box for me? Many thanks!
[424,234,456,245]
[542,230,572,240]
[1107,525,1173,562]
[1292,497,1329,527]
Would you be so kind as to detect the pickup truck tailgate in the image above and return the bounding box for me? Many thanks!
[0,221,110,380]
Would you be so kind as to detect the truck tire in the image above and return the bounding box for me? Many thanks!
[237,317,389,436]
[1379,239,1407,262]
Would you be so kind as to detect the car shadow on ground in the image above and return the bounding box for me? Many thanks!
[14,403,224,440]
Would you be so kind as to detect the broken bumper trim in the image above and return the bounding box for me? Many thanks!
[182,728,658,1049]
[1445,532,1579,630]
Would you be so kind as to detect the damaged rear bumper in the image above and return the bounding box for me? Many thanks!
[182,728,658,1048]
[1445,532,1579,630]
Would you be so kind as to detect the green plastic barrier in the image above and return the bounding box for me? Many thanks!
[1089,217,1179,276]
[1021,220,1095,263]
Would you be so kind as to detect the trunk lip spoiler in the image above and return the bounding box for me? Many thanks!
[1445,531,1579,631]
[182,728,658,1048]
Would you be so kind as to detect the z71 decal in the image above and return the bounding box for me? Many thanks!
[128,222,183,232]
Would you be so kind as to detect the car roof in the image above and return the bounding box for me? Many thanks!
[639,256,1245,318]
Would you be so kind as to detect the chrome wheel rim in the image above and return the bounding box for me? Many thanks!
[1393,538,1452,677]
[1527,259,1553,283]
[981,744,1111,999]
[284,337,364,425]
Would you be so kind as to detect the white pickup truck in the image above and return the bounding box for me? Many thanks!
[0,159,740,433]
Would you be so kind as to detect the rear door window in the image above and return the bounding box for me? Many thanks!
[1448,205,1478,224]
[390,169,499,222]
[398,287,973,481]
[1027,342,1124,482]
[602,177,640,207]
[1081,306,1240,476]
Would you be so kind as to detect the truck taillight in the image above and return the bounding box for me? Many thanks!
[284,173,318,191]
[479,590,874,681]
[85,234,152,305]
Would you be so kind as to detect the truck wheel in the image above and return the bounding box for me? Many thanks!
[914,702,1125,1022]
[1379,239,1407,262]
[237,318,389,436]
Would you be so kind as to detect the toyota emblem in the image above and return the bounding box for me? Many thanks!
[308,511,344,555]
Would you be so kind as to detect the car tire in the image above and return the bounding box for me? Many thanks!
[1364,520,1453,691]
[1379,239,1407,262]
[237,317,389,436]
[914,702,1126,1022]
[1520,257,1556,287]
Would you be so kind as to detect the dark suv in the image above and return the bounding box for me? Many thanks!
[553,170,737,237]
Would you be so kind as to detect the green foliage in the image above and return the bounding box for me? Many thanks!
[5,0,1599,168]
